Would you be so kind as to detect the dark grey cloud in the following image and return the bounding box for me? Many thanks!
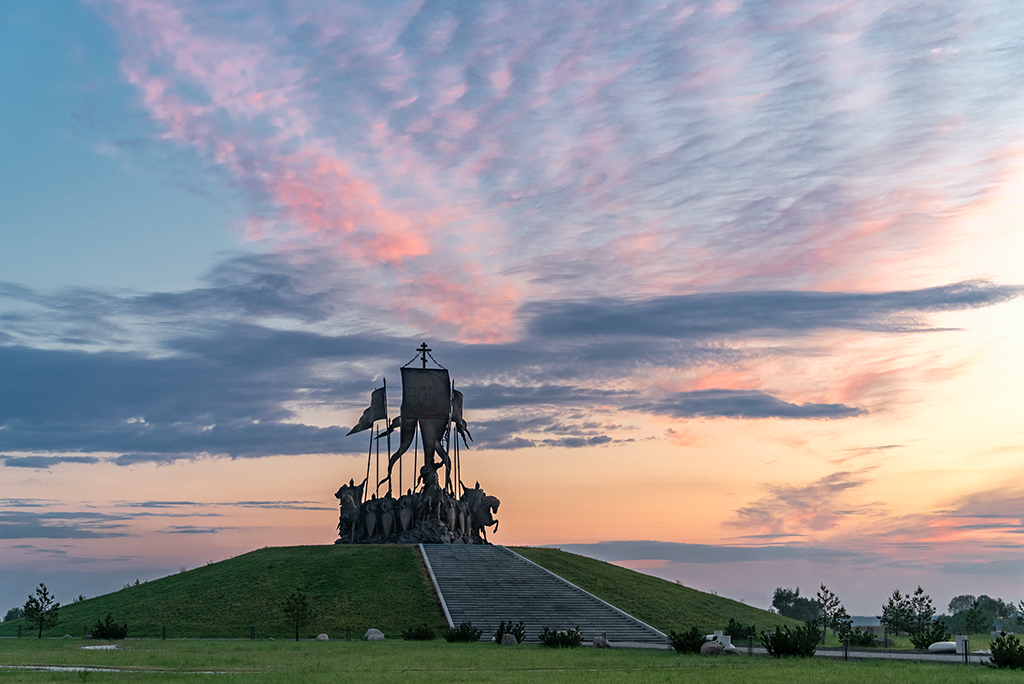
[0,511,132,540]
[0,268,1018,460]
[553,540,878,565]
[1,455,101,468]
[631,389,863,420]
[527,281,1023,339]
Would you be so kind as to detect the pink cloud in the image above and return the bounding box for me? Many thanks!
[102,0,521,341]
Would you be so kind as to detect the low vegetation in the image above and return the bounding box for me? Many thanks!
[494,619,526,644]
[539,625,583,648]
[444,621,483,643]
[669,626,706,654]
[90,612,128,640]
[401,623,437,640]
[760,623,820,658]
[988,633,1024,670]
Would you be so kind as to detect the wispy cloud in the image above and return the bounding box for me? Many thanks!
[728,470,878,534]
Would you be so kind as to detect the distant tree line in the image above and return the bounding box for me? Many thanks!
[771,584,1024,643]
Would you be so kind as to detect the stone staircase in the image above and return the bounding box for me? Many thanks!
[419,544,667,644]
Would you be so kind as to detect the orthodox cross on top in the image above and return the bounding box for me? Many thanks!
[417,342,431,368]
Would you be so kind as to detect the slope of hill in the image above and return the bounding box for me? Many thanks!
[511,546,800,633]
[0,544,798,639]
[0,545,445,639]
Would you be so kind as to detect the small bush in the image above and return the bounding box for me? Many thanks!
[760,623,818,658]
[401,624,436,641]
[539,626,582,648]
[668,626,706,654]
[987,632,1024,670]
[845,627,876,647]
[444,621,483,643]
[909,619,952,650]
[724,617,757,640]
[91,613,127,640]
[494,620,525,644]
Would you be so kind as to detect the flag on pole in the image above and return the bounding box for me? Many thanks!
[346,387,386,435]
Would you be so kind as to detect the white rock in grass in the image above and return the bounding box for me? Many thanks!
[316,633,329,641]
[928,641,956,653]
[364,628,385,641]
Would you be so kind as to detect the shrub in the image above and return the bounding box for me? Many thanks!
[724,618,757,640]
[909,619,952,650]
[444,621,483,643]
[987,632,1024,670]
[91,613,128,640]
[539,626,582,648]
[760,623,819,658]
[668,626,706,654]
[845,627,876,647]
[494,620,525,645]
[401,624,436,641]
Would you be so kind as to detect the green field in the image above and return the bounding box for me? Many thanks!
[0,639,1012,684]
[0,544,799,640]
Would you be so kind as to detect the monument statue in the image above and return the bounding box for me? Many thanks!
[334,344,500,544]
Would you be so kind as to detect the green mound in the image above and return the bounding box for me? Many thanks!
[1,544,799,640]
[0,545,445,640]
[512,546,802,634]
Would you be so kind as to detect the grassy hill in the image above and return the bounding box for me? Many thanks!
[0,545,444,640]
[512,546,801,634]
[0,544,797,639]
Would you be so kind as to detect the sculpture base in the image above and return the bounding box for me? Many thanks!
[334,482,499,545]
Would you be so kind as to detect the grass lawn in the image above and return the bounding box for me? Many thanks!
[0,639,1014,683]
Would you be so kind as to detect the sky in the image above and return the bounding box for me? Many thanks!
[1,0,1022,618]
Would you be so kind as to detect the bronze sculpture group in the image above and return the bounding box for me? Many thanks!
[334,345,500,545]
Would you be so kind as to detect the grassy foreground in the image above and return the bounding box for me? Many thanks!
[513,546,801,633]
[0,639,1013,684]
[0,545,445,640]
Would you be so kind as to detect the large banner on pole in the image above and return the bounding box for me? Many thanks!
[379,368,452,491]
[399,368,451,419]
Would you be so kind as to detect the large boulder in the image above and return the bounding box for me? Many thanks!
[700,640,725,656]
[928,641,956,653]
[500,633,518,646]
[316,633,329,642]
[593,635,612,649]
[364,628,385,641]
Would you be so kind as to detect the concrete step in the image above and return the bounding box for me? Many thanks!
[420,544,667,644]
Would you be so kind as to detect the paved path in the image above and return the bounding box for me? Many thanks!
[420,544,666,643]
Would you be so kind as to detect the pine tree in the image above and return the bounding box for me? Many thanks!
[23,584,60,638]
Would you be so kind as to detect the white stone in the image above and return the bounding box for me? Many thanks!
[364,628,385,641]
[316,633,329,641]
[501,633,518,646]
[928,642,956,653]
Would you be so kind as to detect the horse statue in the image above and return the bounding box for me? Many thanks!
[334,478,365,543]
[462,482,500,543]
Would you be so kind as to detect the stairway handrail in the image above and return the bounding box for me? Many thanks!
[418,543,455,628]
